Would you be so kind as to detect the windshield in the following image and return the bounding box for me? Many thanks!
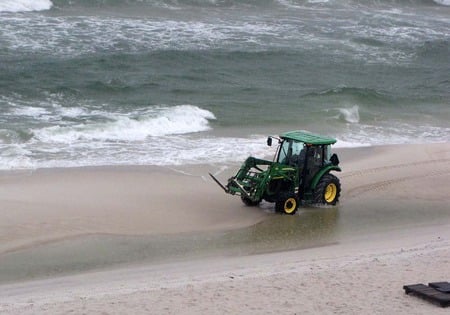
[277,140,304,165]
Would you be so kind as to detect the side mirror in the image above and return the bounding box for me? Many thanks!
[267,137,272,146]
[330,153,339,166]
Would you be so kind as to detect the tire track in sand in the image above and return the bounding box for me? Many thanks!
[343,159,450,199]
[341,158,450,179]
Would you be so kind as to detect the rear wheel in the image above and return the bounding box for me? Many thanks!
[313,174,341,205]
[275,192,298,215]
[241,195,260,206]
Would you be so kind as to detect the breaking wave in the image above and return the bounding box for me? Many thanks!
[338,105,360,124]
[33,105,216,143]
[0,0,53,12]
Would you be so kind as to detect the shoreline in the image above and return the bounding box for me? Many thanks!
[0,142,447,256]
[0,142,449,254]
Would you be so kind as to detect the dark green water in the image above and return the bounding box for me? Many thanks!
[0,0,449,169]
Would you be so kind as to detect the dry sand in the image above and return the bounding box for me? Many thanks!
[0,143,449,314]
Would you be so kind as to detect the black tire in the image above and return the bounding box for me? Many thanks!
[275,192,298,215]
[313,173,341,205]
[241,195,260,206]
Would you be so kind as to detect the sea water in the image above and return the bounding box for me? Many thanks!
[0,0,449,169]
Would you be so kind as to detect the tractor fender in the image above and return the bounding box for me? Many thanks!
[310,165,342,190]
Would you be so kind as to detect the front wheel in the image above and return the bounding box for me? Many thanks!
[275,192,298,215]
[241,195,260,206]
[313,174,341,205]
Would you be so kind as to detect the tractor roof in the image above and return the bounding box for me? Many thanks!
[280,130,337,145]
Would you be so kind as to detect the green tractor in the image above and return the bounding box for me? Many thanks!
[209,130,341,215]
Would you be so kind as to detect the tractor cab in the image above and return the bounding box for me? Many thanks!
[271,130,338,170]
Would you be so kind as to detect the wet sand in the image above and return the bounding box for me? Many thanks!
[1,143,450,314]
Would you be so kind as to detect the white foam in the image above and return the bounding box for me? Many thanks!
[0,0,52,12]
[307,0,330,3]
[160,136,270,166]
[334,139,371,148]
[338,105,360,124]
[1,14,292,56]
[33,105,216,143]
[433,0,450,6]
[276,0,303,9]
[2,122,449,170]
[56,106,89,118]
[11,106,50,118]
[0,145,35,170]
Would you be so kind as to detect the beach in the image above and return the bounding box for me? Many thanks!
[1,0,449,313]
[1,143,449,314]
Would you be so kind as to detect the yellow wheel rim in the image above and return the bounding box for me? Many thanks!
[284,197,297,214]
[324,183,337,203]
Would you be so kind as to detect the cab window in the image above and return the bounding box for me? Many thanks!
[277,140,290,164]
[277,140,305,165]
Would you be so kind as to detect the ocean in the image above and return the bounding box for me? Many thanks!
[0,0,449,170]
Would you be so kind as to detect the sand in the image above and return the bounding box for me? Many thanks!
[0,166,267,255]
[0,143,449,314]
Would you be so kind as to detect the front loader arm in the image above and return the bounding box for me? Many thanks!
[209,156,271,202]
[234,156,272,181]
